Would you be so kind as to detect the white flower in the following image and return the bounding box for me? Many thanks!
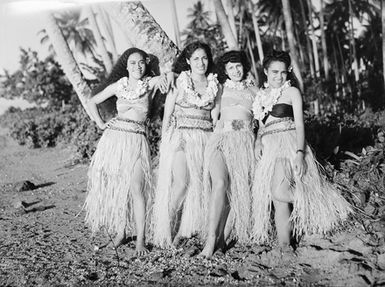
[224,78,255,90]
[252,80,291,121]
[178,71,218,108]
[117,77,149,100]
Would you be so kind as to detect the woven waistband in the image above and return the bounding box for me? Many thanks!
[259,117,295,138]
[107,117,147,135]
[175,114,213,132]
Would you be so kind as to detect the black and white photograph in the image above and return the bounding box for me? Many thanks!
[0,0,384,285]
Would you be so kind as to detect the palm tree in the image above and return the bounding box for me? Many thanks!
[54,9,98,61]
[307,0,320,78]
[212,0,238,50]
[382,0,385,92]
[281,0,304,91]
[43,12,92,118]
[320,0,330,79]
[85,5,113,73]
[187,1,211,30]
[169,0,181,48]
[105,1,178,72]
[248,1,264,61]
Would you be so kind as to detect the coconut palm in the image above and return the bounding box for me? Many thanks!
[85,5,113,73]
[212,0,238,50]
[43,12,93,118]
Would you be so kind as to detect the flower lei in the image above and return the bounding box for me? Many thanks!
[178,71,218,107]
[224,78,255,90]
[118,77,149,101]
[252,80,291,121]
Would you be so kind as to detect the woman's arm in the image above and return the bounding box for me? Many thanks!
[148,72,175,95]
[289,86,306,177]
[161,87,178,137]
[211,84,223,127]
[87,82,118,129]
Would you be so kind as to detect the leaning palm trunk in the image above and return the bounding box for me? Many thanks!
[224,0,238,42]
[105,1,178,72]
[95,5,118,63]
[212,0,238,50]
[86,6,113,73]
[44,13,92,118]
[281,0,304,91]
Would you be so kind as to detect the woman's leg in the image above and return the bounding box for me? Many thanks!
[200,151,229,258]
[271,160,294,247]
[169,150,189,245]
[131,159,148,256]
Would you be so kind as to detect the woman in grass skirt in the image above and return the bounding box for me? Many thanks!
[251,50,352,252]
[200,51,258,258]
[151,42,220,248]
[85,48,169,256]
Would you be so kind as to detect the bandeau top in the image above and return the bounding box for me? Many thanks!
[115,77,150,116]
[262,103,294,123]
[221,87,255,114]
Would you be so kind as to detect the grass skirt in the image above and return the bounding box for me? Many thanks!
[151,114,212,248]
[85,118,152,237]
[251,118,352,243]
[203,119,255,243]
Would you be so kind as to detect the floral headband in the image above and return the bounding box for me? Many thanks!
[288,66,293,72]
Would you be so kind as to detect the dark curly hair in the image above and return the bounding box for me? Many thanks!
[92,47,151,95]
[215,50,251,84]
[172,41,214,75]
[261,50,299,89]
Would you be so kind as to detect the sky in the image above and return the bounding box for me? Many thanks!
[0,0,216,113]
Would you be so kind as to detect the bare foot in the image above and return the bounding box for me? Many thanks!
[199,237,216,258]
[135,241,148,257]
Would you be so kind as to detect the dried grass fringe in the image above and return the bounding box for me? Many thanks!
[151,127,210,248]
[251,129,352,243]
[203,128,255,243]
[85,128,153,237]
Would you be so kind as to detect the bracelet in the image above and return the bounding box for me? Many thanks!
[296,149,305,154]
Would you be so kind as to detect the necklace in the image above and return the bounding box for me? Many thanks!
[117,77,149,101]
[179,71,218,107]
[252,80,291,121]
[224,78,255,90]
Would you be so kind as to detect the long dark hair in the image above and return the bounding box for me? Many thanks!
[92,48,151,95]
[261,50,299,89]
[215,50,251,84]
[172,41,214,75]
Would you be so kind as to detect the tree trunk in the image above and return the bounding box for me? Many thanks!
[95,4,118,62]
[169,0,181,48]
[212,0,238,50]
[224,0,238,43]
[299,0,314,78]
[44,13,92,118]
[307,0,320,78]
[348,0,359,82]
[105,1,178,72]
[320,0,329,79]
[249,1,264,62]
[86,6,113,73]
[281,0,304,91]
[246,33,258,86]
[382,0,385,92]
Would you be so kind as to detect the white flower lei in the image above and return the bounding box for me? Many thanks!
[252,80,291,121]
[118,77,149,101]
[224,78,255,90]
[178,71,218,107]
